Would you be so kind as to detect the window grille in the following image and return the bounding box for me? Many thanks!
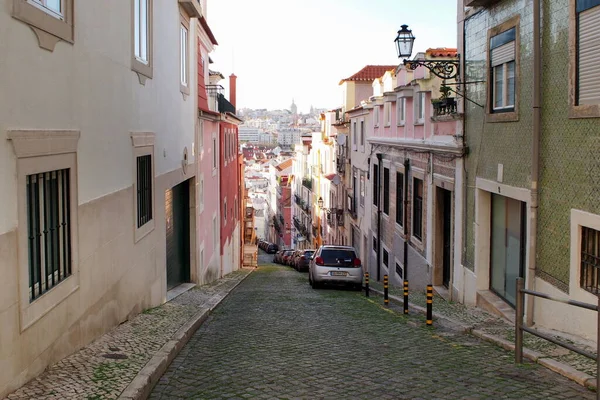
[581,226,600,295]
[137,155,153,228]
[413,178,423,240]
[26,169,71,301]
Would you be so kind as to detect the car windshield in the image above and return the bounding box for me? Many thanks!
[304,251,314,257]
[284,251,294,256]
[320,249,356,266]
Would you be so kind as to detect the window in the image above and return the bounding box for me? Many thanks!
[396,172,404,225]
[136,155,153,228]
[131,0,153,81]
[575,0,600,107]
[373,163,379,207]
[352,168,358,211]
[396,262,403,279]
[134,0,149,63]
[180,21,190,94]
[131,132,155,242]
[12,0,74,50]
[224,199,228,223]
[383,248,389,268]
[26,169,72,301]
[373,236,377,252]
[383,167,390,215]
[415,92,425,124]
[385,103,391,126]
[413,178,423,240]
[352,121,357,149]
[581,226,600,294]
[374,107,380,127]
[29,0,62,18]
[397,98,406,125]
[490,27,516,112]
[360,120,365,147]
[212,137,217,169]
[360,173,365,207]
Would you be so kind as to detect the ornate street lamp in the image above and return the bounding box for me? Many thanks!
[395,24,459,80]
[317,196,324,209]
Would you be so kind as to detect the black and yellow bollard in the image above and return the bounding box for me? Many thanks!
[365,272,370,297]
[383,275,389,306]
[426,285,433,326]
[403,280,409,314]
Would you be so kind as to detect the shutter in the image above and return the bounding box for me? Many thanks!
[579,6,600,105]
[491,41,515,67]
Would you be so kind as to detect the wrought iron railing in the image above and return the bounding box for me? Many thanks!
[302,178,312,190]
[432,97,457,117]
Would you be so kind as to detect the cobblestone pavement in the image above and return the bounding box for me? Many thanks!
[149,259,595,399]
[3,270,251,400]
[367,280,598,379]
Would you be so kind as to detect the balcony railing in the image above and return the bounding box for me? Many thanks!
[432,97,457,117]
[206,84,236,114]
[302,178,313,190]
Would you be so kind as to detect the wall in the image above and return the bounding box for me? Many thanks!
[0,1,198,395]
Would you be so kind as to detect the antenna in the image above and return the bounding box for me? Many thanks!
[231,46,235,73]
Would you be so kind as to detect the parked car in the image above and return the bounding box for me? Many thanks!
[282,250,295,265]
[273,250,284,264]
[308,245,362,290]
[266,243,279,254]
[295,249,315,272]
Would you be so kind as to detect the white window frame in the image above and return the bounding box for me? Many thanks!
[8,129,81,332]
[397,98,406,126]
[131,132,156,242]
[179,16,190,95]
[492,61,516,111]
[415,92,425,124]
[360,119,365,150]
[352,121,357,150]
[28,0,63,19]
[133,0,149,64]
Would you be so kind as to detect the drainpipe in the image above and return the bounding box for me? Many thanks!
[528,0,541,326]
[377,153,383,282]
[403,158,411,282]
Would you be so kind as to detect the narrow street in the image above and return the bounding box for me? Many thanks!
[148,251,594,400]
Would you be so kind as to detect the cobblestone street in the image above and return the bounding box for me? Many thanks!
[149,254,595,400]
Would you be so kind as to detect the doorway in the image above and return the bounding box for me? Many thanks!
[435,187,452,288]
[165,180,191,290]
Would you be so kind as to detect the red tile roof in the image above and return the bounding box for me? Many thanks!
[275,158,293,171]
[426,48,458,58]
[339,65,397,85]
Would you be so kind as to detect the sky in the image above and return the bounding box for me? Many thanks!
[208,0,457,114]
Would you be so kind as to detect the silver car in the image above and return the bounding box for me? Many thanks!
[308,245,363,290]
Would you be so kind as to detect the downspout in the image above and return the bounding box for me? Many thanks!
[528,0,541,326]
[377,153,383,282]
[403,158,411,282]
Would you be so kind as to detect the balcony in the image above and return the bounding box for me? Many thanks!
[178,0,202,18]
[302,178,313,190]
[432,97,457,117]
[206,85,236,114]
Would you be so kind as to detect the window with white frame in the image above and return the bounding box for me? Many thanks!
[415,92,426,124]
[180,23,189,89]
[575,0,600,106]
[360,120,365,147]
[374,107,380,127]
[490,27,516,112]
[28,0,62,19]
[581,226,600,294]
[397,98,406,125]
[352,121,357,149]
[385,103,391,126]
[360,172,365,207]
[134,0,149,64]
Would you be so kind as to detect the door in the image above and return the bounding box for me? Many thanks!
[442,189,452,288]
[490,194,526,306]
[166,180,190,290]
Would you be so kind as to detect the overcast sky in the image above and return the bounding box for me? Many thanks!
[208,0,457,114]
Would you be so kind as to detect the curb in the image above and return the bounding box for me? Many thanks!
[368,287,597,391]
[119,270,254,400]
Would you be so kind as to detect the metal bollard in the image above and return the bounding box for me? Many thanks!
[365,272,370,297]
[383,275,389,306]
[403,280,409,314]
[426,285,433,325]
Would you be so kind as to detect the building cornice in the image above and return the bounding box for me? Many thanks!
[367,137,466,156]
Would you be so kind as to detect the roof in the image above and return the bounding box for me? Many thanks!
[426,48,458,58]
[209,70,225,79]
[275,158,293,171]
[339,65,397,85]
[199,17,218,45]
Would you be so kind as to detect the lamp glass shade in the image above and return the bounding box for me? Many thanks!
[394,24,415,59]
[317,197,324,208]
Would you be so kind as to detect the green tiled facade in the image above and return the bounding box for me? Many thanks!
[463,0,600,292]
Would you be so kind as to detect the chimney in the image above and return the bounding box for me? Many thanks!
[229,73,237,110]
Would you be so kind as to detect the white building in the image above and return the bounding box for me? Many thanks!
[0,0,210,395]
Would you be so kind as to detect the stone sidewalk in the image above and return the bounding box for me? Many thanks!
[3,269,253,400]
[367,280,598,391]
